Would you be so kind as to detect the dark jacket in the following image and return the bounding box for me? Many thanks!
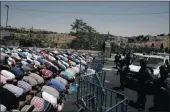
[0,87,19,111]
[138,67,153,85]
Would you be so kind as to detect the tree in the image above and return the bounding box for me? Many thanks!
[69,19,104,50]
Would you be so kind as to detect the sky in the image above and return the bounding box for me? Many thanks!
[1,2,169,36]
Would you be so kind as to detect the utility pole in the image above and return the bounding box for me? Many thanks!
[5,5,9,28]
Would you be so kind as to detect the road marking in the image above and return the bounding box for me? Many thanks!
[105,80,110,83]
[102,68,112,71]
[102,67,118,72]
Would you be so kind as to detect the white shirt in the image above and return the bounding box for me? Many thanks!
[0,104,6,112]
[27,57,33,63]
[0,75,8,84]
[72,67,80,74]
[1,70,15,80]
[52,50,58,54]
[3,84,24,97]
[58,55,64,58]
[42,91,57,106]
[41,86,60,99]
[48,55,56,61]
[33,60,40,66]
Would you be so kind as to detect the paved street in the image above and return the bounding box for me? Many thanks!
[63,60,154,112]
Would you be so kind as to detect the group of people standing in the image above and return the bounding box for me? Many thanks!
[114,50,170,112]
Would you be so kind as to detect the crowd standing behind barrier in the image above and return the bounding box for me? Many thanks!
[0,47,94,112]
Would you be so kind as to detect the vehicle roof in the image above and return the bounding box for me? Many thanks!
[133,53,143,56]
[136,54,169,59]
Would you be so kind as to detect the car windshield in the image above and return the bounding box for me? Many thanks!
[132,56,164,69]
[147,57,164,69]
[132,56,147,66]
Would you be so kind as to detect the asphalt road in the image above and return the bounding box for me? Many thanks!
[63,60,154,112]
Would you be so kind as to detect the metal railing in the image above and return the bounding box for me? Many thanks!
[74,72,128,112]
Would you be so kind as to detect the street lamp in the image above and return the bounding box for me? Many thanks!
[5,5,9,28]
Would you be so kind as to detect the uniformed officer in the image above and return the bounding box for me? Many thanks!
[165,59,170,74]
[129,58,153,111]
[149,65,169,111]
[114,52,121,68]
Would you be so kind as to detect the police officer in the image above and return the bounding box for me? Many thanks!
[149,65,169,111]
[102,41,106,53]
[165,59,170,74]
[114,54,130,91]
[129,58,153,111]
[114,52,121,68]
[125,51,132,66]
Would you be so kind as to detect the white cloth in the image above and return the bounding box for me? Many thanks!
[0,104,6,112]
[42,91,57,107]
[52,51,58,54]
[0,75,8,84]
[1,70,15,79]
[27,57,33,63]
[72,67,80,74]
[58,55,64,58]
[33,60,41,66]
[48,55,56,61]
[41,86,60,99]
[3,84,24,97]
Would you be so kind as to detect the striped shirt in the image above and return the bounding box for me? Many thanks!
[3,84,24,97]
[17,81,32,93]
[31,96,45,111]
[41,69,53,78]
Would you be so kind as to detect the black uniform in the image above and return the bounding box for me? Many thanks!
[120,65,129,89]
[136,67,153,109]
[149,65,169,111]
[115,53,121,68]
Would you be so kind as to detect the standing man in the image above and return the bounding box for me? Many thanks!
[149,65,169,111]
[102,41,106,53]
[114,52,121,68]
[165,59,170,74]
[129,59,153,111]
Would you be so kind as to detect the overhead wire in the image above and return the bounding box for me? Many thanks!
[2,6,169,16]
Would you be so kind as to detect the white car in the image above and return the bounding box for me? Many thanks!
[129,54,169,79]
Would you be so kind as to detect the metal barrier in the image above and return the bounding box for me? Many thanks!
[74,72,128,112]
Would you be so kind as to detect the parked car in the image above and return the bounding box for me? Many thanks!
[124,54,169,94]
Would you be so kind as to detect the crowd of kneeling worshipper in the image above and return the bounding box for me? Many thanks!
[0,48,94,112]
